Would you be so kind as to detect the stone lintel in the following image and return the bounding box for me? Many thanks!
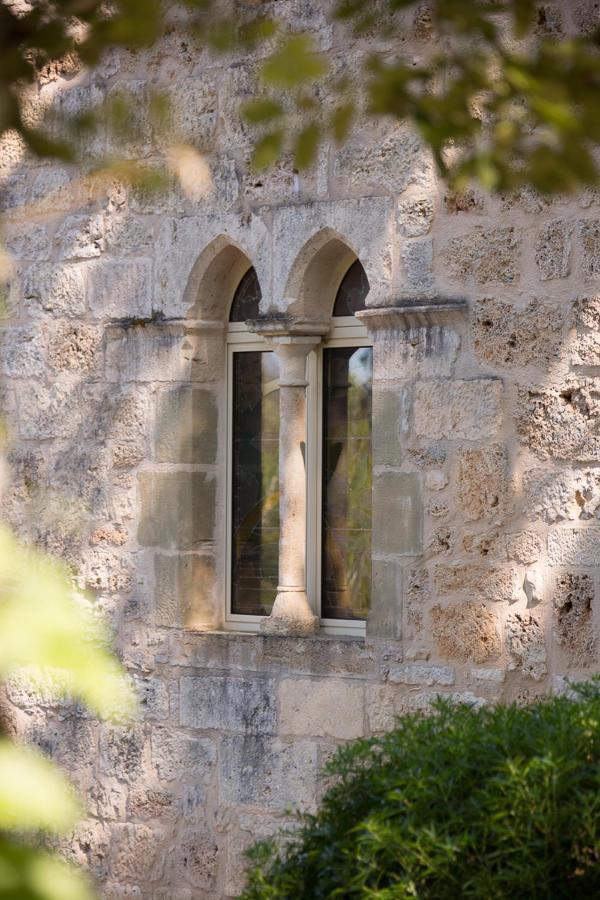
[105,317,226,340]
[357,296,468,331]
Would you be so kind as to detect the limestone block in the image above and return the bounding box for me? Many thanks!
[55,820,112,881]
[431,602,501,663]
[0,326,46,378]
[368,557,402,639]
[110,824,160,883]
[164,828,218,891]
[523,466,600,523]
[155,386,217,463]
[154,553,216,628]
[105,323,214,384]
[55,213,105,259]
[375,324,460,380]
[18,382,90,439]
[132,675,170,721]
[458,444,509,521]
[107,81,153,158]
[137,471,215,549]
[3,222,51,260]
[83,547,134,594]
[277,677,364,739]
[535,219,572,280]
[414,379,502,440]
[471,297,563,368]
[506,612,547,681]
[373,471,422,556]
[553,573,597,665]
[518,380,600,461]
[87,259,152,319]
[219,735,318,809]
[387,664,455,686]
[128,786,178,823]
[180,674,276,733]
[548,528,600,566]
[104,213,155,257]
[579,219,600,279]
[505,532,544,565]
[48,322,102,374]
[160,78,218,148]
[87,777,128,821]
[401,238,434,292]
[25,717,96,771]
[470,667,506,684]
[151,727,216,782]
[572,296,600,365]
[397,194,434,236]
[442,226,520,284]
[334,126,433,195]
[372,388,402,466]
[24,263,86,317]
[434,563,518,603]
[99,725,147,783]
[365,684,410,733]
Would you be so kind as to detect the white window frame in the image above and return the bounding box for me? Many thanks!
[225,316,372,635]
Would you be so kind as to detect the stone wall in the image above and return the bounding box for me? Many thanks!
[1,1,600,896]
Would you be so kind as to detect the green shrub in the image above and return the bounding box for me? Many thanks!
[240,681,600,899]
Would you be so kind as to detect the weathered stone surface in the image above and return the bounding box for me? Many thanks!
[572,296,600,365]
[132,675,170,721]
[397,194,434,236]
[18,382,90,439]
[505,532,544,565]
[458,444,509,521]
[155,386,217,463]
[443,226,520,284]
[105,323,211,384]
[506,612,547,680]
[111,824,160,882]
[518,381,600,461]
[388,664,455,686]
[401,238,434,292]
[154,553,216,627]
[164,827,218,891]
[535,220,571,280]
[553,573,597,665]
[375,324,460,381]
[334,127,431,195]
[372,388,402,466]
[548,528,600,566]
[87,259,153,319]
[55,213,105,259]
[151,727,216,782]
[434,564,518,603]
[48,322,102,373]
[99,726,147,783]
[524,466,600,523]
[278,678,364,739]
[0,326,46,377]
[373,471,422,556]
[414,379,502,440]
[24,263,86,317]
[431,602,501,663]
[579,219,600,279]
[137,471,215,549]
[219,736,318,809]
[369,557,402,639]
[471,297,563,368]
[180,675,276,733]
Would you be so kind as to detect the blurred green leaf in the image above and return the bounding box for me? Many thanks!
[242,98,283,125]
[261,35,327,89]
[0,741,81,833]
[251,130,283,169]
[294,122,320,168]
[0,839,93,900]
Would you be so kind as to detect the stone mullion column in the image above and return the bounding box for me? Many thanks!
[249,317,329,636]
[262,337,321,635]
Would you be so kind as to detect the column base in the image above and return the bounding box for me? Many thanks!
[260,590,319,637]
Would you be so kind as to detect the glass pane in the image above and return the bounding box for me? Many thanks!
[332,259,370,316]
[229,267,261,322]
[231,351,280,616]
[321,346,373,620]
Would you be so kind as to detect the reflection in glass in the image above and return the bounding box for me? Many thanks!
[321,346,373,620]
[229,267,262,322]
[332,259,370,316]
[231,351,280,615]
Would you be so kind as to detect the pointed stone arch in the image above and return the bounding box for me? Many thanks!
[184,234,256,322]
[282,227,360,320]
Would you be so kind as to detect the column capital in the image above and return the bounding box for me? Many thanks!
[247,314,330,339]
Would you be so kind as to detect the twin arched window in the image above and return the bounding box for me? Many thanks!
[226,260,372,633]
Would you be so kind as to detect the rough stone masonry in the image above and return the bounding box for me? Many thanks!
[1,1,599,897]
